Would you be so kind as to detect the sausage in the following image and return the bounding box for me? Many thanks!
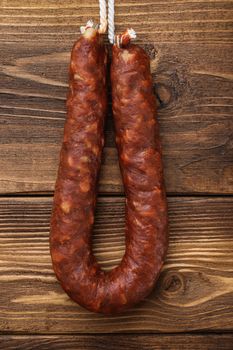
[50,26,108,309]
[50,27,168,315]
[110,32,168,309]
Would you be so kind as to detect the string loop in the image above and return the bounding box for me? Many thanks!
[80,1,136,46]
[108,0,115,44]
[99,0,107,34]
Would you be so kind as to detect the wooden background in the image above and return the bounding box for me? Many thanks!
[0,0,233,349]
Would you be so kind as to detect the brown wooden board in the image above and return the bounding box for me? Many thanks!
[0,196,232,333]
[0,1,233,195]
[1,0,233,345]
[1,0,233,43]
[1,334,233,350]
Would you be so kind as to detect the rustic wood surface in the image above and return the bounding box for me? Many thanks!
[1,334,233,350]
[1,0,233,348]
[0,197,232,333]
[0,1,233,194]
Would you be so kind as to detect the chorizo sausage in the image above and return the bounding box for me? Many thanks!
[50,27,168,315]
[110,31,168,309]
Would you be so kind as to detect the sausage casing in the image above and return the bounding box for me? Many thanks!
[111,42,168,309]
[50,28,168,314]
[50,27,108,311]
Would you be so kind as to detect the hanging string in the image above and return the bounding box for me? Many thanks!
[99,0,107,34]
[80,20,94,34]
[80,1,136,45]
[116,28,137,47]
[108,0,115,44]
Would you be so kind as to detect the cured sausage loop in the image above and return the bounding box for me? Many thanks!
[50,27,168,314]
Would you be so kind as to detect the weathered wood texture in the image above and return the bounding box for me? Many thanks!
[1,334,233,350]
[0,196,232,333]
[1,0,233,345]
[1,0,233,43]
[0,1,233,194]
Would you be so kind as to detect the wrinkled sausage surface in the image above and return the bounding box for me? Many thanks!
[50,28,168,314]
[111,43,168,309]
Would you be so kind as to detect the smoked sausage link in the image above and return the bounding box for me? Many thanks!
[111,42,168,310]
[50,27,168,315]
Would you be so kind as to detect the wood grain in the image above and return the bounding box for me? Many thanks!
[0,0,233,43]
[0,196,232,333]
[1,0,233,343]
[0,41,232,194]
[1,334,233,350]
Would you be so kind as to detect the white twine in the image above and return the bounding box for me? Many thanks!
[79,1,136,46]
[80,1,107,35]
[108,0,115,44]
[126,28,137,40]
[99,0,107,34]
[115,28,137,47]
[80,19,94,34]
[108,1,136,46]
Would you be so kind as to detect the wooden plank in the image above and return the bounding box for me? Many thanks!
[0,196,232,333]
[0,40,232,194]
[0,0,233,195]
[0,0,233,43]
[1,334,233,350]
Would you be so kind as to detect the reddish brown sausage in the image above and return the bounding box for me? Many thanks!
[50,27,168,315]
[110,37,168,309]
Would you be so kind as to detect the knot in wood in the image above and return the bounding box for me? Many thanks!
[162,272,184,295]
[155,83,172,108]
